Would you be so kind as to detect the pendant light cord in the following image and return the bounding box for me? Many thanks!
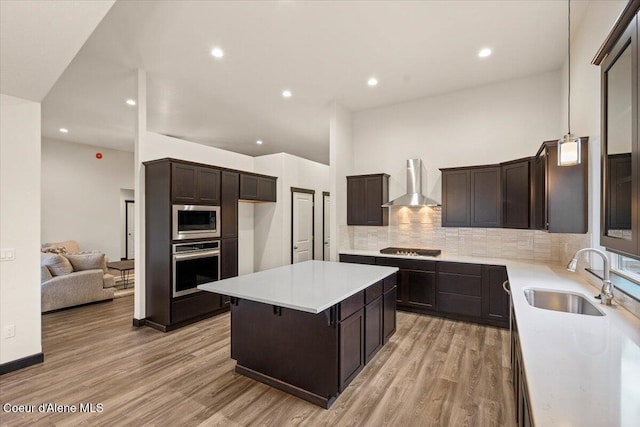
[567,0,571,135]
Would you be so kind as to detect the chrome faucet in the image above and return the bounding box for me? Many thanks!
[566,248,614,305]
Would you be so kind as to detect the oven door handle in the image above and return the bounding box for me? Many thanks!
[173,250,220,261]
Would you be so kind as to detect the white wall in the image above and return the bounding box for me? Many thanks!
[352,71,562,204]
[253,153,330,270]
[329,102,354,261]
[41,138,134,261]
[0,94,42,364]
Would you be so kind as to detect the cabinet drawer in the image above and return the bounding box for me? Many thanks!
[383,273,397,291]
[437,292,481,317]
[340,291,364,321]
[365,281,383,304]
[172,292,221,324]
[339,254,376,265]
[438,272,482,296]
[438,262,482,275]
[375,258,436,271]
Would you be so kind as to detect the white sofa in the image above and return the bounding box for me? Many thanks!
[40,240,115,313]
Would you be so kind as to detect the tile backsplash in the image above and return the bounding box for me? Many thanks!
[340,206,591,265]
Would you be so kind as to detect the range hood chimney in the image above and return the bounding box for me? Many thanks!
[382,159,439,207]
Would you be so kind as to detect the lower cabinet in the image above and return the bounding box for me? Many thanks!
[511,305,534,427]
[338,275,397,392]
[339,255,509,329]
[171,291,221,324]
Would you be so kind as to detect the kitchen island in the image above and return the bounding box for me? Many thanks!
[198,260,399,408]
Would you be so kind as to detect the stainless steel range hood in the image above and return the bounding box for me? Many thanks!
[382,159,439,207]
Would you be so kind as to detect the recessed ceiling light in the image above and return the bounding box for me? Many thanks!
[367,77,378,87]
[211,47,224,58]
[59,128,69,133]
[282,90,292,98]
[256,140,263,145]
[126,99,136,106]
[478,48,492,58]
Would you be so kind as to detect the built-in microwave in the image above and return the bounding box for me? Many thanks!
[172,204,220,240]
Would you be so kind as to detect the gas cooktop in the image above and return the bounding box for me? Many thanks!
[379,247,442,257]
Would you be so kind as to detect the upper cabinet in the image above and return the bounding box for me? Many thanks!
[441,166,501,228]
[347,174,389,226]
[239,173,277,202]
[534,140,589,233]
[597,2,640,256]
[501,159,532,229]
[171,163,220,205]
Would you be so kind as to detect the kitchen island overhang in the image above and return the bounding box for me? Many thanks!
[198,260,399,408]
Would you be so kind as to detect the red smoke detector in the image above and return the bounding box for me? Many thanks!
[96,153,103,159]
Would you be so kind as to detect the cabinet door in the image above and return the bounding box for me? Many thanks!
[365,176,383,225]
[257,177,277,202]
[339,254,376,264]
[347,177,366,225]
[221,171,239,239]
[481,265,509,325]
[470,167,501,227]
[403,269,436,309]
[364,296,383,364]
[221,238,238,279]
[442,170,471,226]
[239,174,259,200]
[172,163,197,203]
[502,161,530,229]
[383,287,396,343]
[339,308,364,391]
[534,149,548,231]
[197,167,220,205]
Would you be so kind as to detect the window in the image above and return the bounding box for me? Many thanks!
[612,253,640,285]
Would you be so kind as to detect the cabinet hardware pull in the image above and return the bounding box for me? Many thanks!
[502,280,511,295]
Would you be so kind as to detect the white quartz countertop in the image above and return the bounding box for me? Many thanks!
[198,260,398,314]
[340,249,640,426]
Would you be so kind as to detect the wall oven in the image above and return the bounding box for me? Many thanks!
[172,204,220,240]
[172,240,220,297]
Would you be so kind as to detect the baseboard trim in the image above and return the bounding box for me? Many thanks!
[132,318,146,327]
[0,352,44,375]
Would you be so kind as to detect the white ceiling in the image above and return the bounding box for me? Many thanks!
[0,0,115,102]
[37,0,592,164]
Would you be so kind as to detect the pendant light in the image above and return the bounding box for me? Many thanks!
[558,0,581,166]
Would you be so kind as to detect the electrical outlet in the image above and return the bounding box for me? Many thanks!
[4,325,16,339]
[0,248,15,261]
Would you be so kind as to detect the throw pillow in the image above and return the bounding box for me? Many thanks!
[65,253,107,273]
[41,247,67,255]
[41,253,74,276]
[41,265,53,283]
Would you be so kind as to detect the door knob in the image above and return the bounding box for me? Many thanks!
[293,246,299,249]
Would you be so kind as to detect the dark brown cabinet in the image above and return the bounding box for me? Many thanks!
[502,159,532,229]
[364,295,383,364]
[534,140,589,233]
[339,308,365,392]
[239,173,277,202]
[346,174,390,226]
[382,286,397,343]
[340,254,509,328]
[171,163,220,205]
[441,169,470,227]
[221,171,239,239]
[597,4,640,257]
[481,265,509,325]
[441,167,501,227]
[511,305,534,427]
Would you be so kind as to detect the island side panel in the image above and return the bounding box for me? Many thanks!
[231,299,339,406]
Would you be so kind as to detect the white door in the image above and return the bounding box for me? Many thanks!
[323,194,331,260]
[126,201,135,260]
[292,191,313,263]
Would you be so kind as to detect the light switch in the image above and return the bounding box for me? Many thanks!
[0,248,15,261]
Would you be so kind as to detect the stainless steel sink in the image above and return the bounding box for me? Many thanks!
[523,289,605,316]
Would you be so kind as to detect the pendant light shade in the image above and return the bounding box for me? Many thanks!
[559,0,581,167]
[558,133,581,166]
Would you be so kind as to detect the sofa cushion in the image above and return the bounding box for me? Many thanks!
[65,253,108,273]
[41,253,74,276]
[41,265,53,283]
[42,240,81,254]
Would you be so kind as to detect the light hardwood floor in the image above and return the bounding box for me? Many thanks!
[0,296,515,426]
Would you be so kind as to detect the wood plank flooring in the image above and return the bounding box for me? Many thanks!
[0,296,515,426]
